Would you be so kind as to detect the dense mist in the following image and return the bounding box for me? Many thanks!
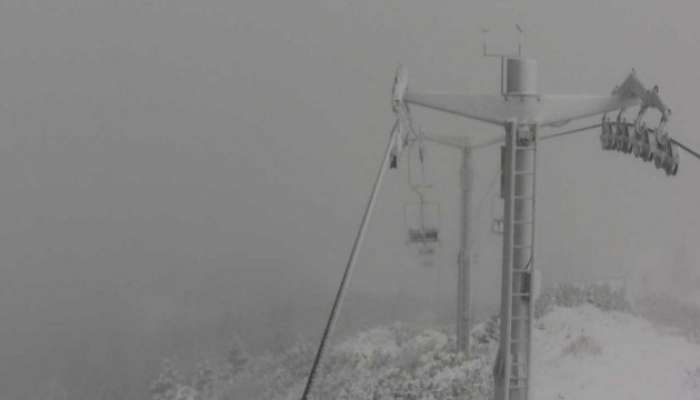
[0,1,699,399]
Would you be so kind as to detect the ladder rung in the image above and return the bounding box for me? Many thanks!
[515,145,536,150]
[514,170,534,175]
[513,195,534,200]
[513,219,533,224]
[512,292,531,297]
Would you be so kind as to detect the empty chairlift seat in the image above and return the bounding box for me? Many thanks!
[404,202,441,249]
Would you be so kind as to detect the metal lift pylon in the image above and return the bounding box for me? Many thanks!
[301,37,700,400]
[393,46,676,399]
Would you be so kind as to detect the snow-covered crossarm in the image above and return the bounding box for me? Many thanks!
[404,92,509,126]
[405,91,643,128]
[400,68,668,129]
[404,89,644,128]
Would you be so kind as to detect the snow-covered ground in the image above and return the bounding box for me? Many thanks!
[325,305,700,400]
[152,301,700,400]
[533,305,700,400]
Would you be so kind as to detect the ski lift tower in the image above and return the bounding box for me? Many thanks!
[300,39,694,400]
[391,48,674,400]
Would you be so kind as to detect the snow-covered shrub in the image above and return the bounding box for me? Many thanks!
[535,283,631,318]
[149,359,201,400]
[561,335,602,357]
[390,322,424,348]
[636,294,700,343]
[226,336,249,376]
[367,347,393,370]
[684,367,700,393]
[213,320,495,400]
[150,359,185,400]
[280,338,315,381]
[173,386,198,400]
[472,316,499,345]
[586,283,631,312]
[192,361,216,397]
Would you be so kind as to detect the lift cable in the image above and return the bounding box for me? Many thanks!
[468,123,700,162]
[544,123,700,162]
[671,138,700,161]
[540,123,604,142]
[299,121,398,400]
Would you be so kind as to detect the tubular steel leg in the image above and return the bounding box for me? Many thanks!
[457,145,473,354]
[300,122,398,400]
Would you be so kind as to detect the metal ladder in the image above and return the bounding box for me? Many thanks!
[501,124,537,400]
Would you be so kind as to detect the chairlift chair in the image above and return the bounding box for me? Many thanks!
[651,121,671,169]
[404,200,441,257]
[650,132,664,168]
[611,128,620,151]
[632,123,652,161]
[663,142,680,176]
[614,118,632,153]
[402,135,441,258]
[600,114,614,150]
[407,225,440,243]
[650,133,678,175]
[649,115,679,175]
[643,126,655,162]
[612,112,623,151]
[624,123,633,153]
[631,123,643,158]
